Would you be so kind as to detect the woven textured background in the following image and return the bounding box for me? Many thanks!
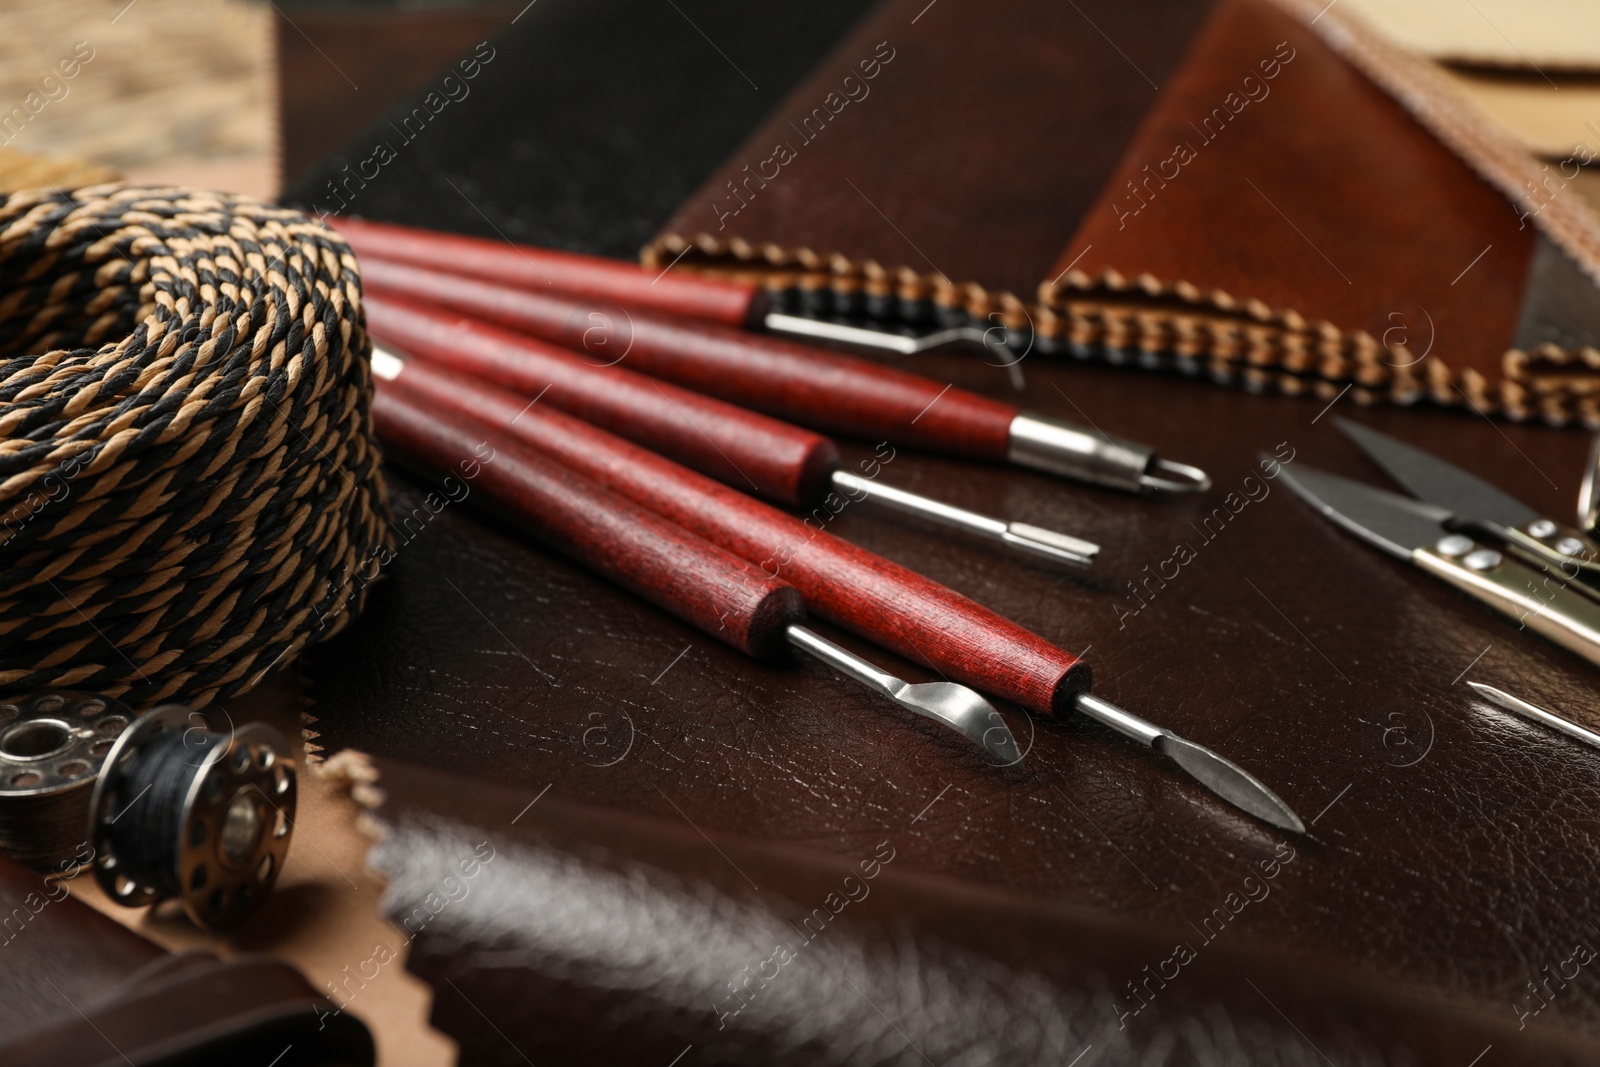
[0,184,389,707]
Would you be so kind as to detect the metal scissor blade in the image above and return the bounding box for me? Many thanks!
[1337,419,1538,529]
[1273,459,1454,559]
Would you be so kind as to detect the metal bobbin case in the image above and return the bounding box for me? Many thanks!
[90,705,297,931]
[0,691,131,871]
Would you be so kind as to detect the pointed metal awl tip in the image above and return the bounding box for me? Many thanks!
[1073,693,1303,832]
[1156,735,1306,833]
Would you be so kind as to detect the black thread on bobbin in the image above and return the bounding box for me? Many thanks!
[99,724,220,900]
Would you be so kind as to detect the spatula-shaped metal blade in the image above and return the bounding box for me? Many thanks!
[895,681,1022,764]
[788,625,1022,765]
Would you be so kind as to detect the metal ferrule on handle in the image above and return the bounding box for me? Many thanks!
[1007,412,1211,495]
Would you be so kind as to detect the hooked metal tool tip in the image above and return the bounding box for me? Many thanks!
[764,314,1028,391]
[1469,682,1600,752]
[787,625,1022,765]
[829,470,1098,569]
[1074,693,1305,833]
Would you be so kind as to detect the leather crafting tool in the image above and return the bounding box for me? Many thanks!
[373,384,1022,763]
[365,293,1097,568]
[1276,458,1600,670]
[353,251,1210,494]
[332,215,1030,387]
[374,348,1303,831]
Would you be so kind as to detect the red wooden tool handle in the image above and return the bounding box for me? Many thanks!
[378,361,1090,716]
[332,216,764,327]
[359,257,1021,457]
[373,387,803,660]
[365,293,840,507]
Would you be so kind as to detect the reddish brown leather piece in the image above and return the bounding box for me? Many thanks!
[1054,0,1535,380]
[0,854,372,1066]
[648,0,1215,298]
[375,386,806,661]
[0,854,164,1039]
[5,956,374,1067]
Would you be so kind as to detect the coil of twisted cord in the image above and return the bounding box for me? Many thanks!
[0,184,390,707]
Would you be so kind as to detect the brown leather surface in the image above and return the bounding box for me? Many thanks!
[367,755,1600,1065]
[303,344,1600,1059]
[0,851,165,1039]
[271,0,1600,1059]
[0,850,373,1065]
[1058,0,1536,379]
[651,0,1215,298]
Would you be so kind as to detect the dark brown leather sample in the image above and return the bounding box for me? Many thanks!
[282,0,1600,1061]
[0,852,373,1066]
[279,0,879,260]
[366,756,1600,1066]
[274,2,522,190]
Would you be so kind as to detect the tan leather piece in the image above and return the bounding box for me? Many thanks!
[1340,0,1600,73]
[1438,68,1600,161]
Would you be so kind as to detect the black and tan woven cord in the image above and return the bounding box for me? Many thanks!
[0,184,390,708]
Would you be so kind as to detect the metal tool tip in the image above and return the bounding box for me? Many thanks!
[1003,522,1099,568]
[1140,458,1211,493]
[1156,735,1305,833]
[898,681,1023,766]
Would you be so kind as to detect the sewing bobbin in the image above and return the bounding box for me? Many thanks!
[89,704,297,931]
[0,691,131,871]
